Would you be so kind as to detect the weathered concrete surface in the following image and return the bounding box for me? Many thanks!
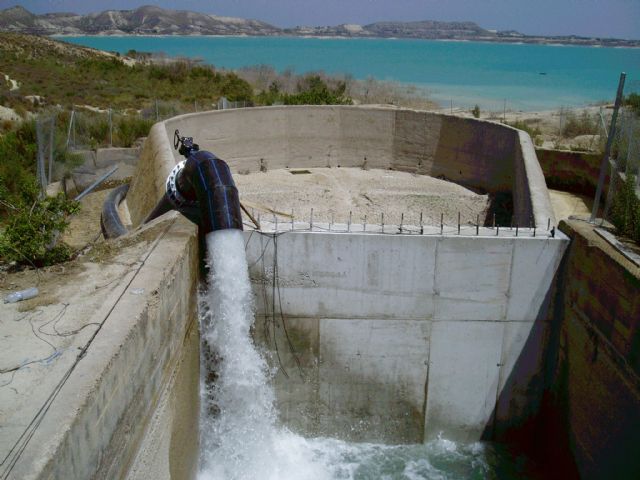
[544,219,640,478]
[548,189,592,222]
[0,214,199,479]
[127,106,556,230]
[245,228,568,443]
[126,320,200,480]
[127,123,176,227]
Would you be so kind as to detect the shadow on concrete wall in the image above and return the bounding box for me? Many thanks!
[431,116,515,193]
[541,221,640,479]
[535,148,605,197]
[480,250,580,479]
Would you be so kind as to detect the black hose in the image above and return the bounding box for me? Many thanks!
[100,184,130,239]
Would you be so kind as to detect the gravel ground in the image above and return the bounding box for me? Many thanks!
[235,167,490,227]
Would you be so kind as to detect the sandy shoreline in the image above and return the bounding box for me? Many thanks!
[49,33,640,49]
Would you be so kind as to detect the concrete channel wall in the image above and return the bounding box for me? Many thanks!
[543,220,640,478]
[10,216,200,480]
[244,227,567,443]
[127,106,555,230]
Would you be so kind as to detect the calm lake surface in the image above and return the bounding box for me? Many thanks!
[60,35,640,111]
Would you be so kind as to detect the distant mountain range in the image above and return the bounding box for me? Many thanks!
[0,5,637,47]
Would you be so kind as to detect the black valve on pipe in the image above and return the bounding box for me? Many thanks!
[144,130,243,233]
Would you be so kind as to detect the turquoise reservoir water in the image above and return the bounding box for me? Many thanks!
[59,36,640,111]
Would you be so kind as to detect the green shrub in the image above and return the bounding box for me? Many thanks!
[562,110,598,137]
[0,121,37,204]
[0,118,81,266]
[72,112,110,149]
[115,115,154,147]
[610,174,640,244]
[0,179,79,266]
[255,81,282,106]
[219,72,254,101]
[283,75,351,105]
[471,105,480,118]
[507,120,542,139]
[624,92,640,113]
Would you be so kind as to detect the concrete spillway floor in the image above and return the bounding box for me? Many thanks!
[547,189,592,222]
[235,167,490,227]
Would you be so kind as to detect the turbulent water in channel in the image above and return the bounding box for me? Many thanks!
[198,229,530,480]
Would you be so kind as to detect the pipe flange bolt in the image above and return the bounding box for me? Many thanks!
[166,160,196,209]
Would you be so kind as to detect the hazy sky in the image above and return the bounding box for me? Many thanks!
[2,0,639,39]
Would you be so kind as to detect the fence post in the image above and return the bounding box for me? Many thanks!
[66,108,75,150]
[36,119,47,197]
[109,107,113,147]
[623,116,635,176]
[590,72,626,223]
[48,116,55,185]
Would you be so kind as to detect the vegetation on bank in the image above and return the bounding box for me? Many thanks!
[610,173,640,244]
[610,99,640,245]
[560,108,599,138]
[0,121,80,266]
[505,119,543,145]
[0,34,254,112]
[255,75,351,106]
[0,33,364,267]
[624,93,640,114]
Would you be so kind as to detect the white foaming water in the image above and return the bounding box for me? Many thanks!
[199,229,333,480]
[198,229,519,480]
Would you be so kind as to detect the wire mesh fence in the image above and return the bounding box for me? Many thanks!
[25,88,639,246]
[601,104,640,242]
[35,116,55,196]
[30,97,253,194]
[590,72,640,243]
[64,97,250,151]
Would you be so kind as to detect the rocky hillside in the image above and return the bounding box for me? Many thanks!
[0,5,280,35]
[0,32,255,110]
[1,5,637,46]
[0,5,495,39]
[290,20,494,39]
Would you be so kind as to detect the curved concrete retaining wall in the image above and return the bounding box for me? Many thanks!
[127,106,555,230]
